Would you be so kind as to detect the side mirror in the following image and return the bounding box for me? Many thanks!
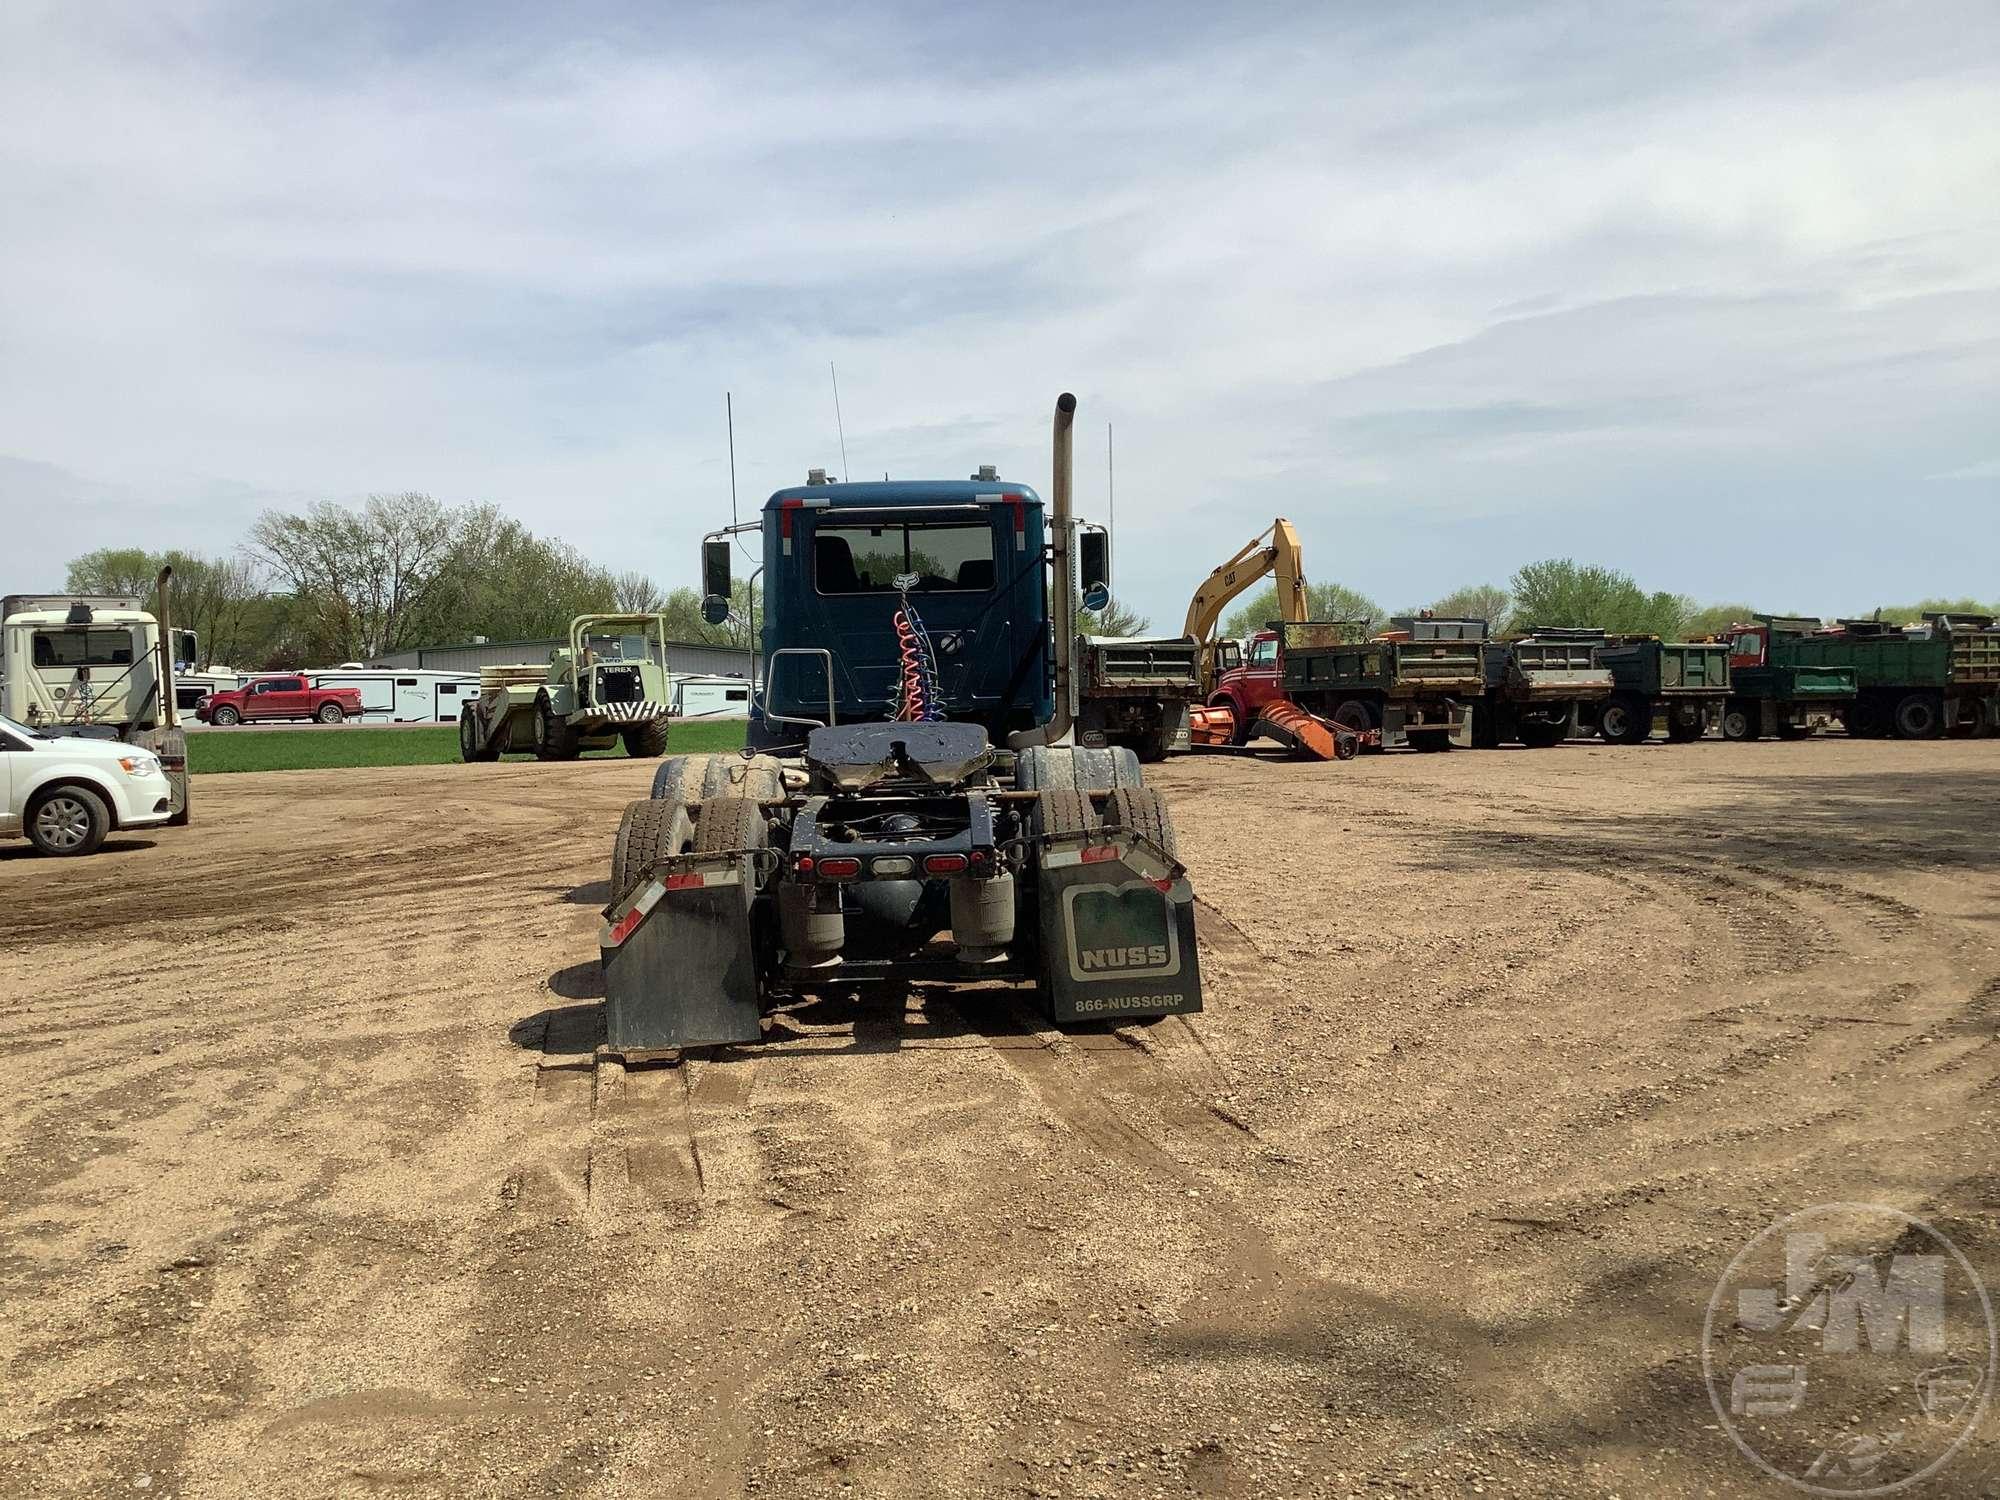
[702,538,732,603]
[700,594,732,627]
[1078,527,1110,597]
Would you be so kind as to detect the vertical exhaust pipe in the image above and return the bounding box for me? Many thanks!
[1010,392,1077,750]
[154,565,178,730]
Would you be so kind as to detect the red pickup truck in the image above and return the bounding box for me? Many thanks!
[197,675,364,726]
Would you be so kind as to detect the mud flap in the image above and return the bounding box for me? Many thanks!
[600,853,763,1050]
[1035,834,1202,1023]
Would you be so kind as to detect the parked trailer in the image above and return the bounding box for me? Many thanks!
[1719,618,1857,741]
[309,667,482,724]
[459,614,673,762]
[670,675,753,720]
[1586,638,1732,744]
[1473,627,1613,748]
[1277,616,1484,751]
[1780,616,2000,740]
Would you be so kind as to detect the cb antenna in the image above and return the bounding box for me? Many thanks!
[726,391,738,530]
[830,361,850,481]
[1107,422,1115,540]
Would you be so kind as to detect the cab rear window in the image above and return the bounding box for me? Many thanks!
[813,523,995,594]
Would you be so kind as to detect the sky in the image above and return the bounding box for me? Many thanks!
[2,0,1996,631]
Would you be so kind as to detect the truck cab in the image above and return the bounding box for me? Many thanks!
[1206,630,1287,745]
[749,478,1055,747]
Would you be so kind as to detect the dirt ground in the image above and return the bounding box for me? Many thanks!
[2,740,1996,1499]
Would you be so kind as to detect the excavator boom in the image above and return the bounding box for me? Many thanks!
[1182,519,1308,692]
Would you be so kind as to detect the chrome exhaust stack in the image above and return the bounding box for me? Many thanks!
[1008,391,1078,750]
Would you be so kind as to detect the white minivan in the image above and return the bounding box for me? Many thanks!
[0,713,175,856]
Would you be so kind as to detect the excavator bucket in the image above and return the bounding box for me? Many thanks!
[599,851,764,1052]
[1036,832,1202,1023]
[1254,699,1369,761]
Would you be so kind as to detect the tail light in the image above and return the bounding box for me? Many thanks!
[817,857,862,880]
[922,854,968,875]
[794,855,815,877]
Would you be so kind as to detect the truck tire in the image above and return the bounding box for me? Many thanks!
[534,693,581,761]
[26,785,110,857]
[1102,786,1179,861]
[621,719,669,758]
[316,702,345,724]
[1893,692,1942,741]
[695,795,769,854]
[1664,703,1706,743]
[211,704,241,727]
[1720,700,1756,742]
[1599,695,1650,745]
[1205,694,1252,748]
[1517,717,1567,750]
[1133,718,1174,764]
[458,703,500,763]
[1030,787,1099,839]
[649,753,784,805]
[610,798,694,905]
[1015,745,1142,795]
[1775,721,1812,741]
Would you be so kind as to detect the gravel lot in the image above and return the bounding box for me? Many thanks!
[2,739,1995,1498]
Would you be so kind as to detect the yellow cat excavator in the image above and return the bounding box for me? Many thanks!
[1183,519,1308,696]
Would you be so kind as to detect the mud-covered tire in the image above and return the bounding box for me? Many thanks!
[1030,787,1100,839]
[534,694,580,761]
[695,795,770,854]
[610,798,694,905]
[1102,786,1179,861]
[1893,692,1943,740]
[316,702,345,724]
[458,703,501,763]
[1599,695,1650,745]
[211,704,241,727]
[1015,745,1142,795]
[650,752,784,805]
[621,719,669,758]
[26,785,110,857]
[1721,701,1756,742]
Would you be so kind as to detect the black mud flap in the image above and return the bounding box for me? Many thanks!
[1035,834,1202,1024]
[600,853,764,1051]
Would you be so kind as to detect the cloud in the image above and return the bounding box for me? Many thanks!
[0,0,1995,627]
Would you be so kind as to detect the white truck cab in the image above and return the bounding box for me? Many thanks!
[0,713,175,855]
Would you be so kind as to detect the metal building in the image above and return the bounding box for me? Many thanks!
[376,637,757,681]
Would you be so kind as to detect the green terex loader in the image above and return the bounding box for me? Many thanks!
[458,614,673,762]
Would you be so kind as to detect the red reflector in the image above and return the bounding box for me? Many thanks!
[1152,878,1174,893]
[922,854,968,875]
[1080,844,1118,865]
[795,855,815,876]
[608,908,642,946]
[818,857,861,879]
[664,872,705,890]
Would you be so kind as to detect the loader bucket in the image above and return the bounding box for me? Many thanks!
[600,852,764,1051]
[1036,833,1202,1023]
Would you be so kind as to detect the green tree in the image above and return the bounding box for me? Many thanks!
[1504,559,1693,638]
[1680,602,1761,637]
[1858,596,1998,625]
[65,546,271,667]
[1077,595,1151,636]
[1222,581,1380,638]
[1426,583,1510,626]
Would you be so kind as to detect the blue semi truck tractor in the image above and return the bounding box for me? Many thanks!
[598,394,1205,1052]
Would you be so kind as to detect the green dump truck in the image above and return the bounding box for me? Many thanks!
[1777,615,2000,739]
[1074,634,1200,762]
[1586,637,1732,744]
[1473,627,1614,748]
[1717,617,1857,741]
[1278,616,1483,751]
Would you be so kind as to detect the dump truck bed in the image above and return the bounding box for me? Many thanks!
[1078,636,1200,697]
[1594,640,1731,697]
[1483,639,1613,702]
[1282,623,1486,698]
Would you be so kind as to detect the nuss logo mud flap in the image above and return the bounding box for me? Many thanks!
[599,852,763,1051]
[1036,835,1202,1023]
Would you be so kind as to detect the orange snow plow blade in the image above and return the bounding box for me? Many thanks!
[1187,703,1237,747]
[1254,699,1369,761]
